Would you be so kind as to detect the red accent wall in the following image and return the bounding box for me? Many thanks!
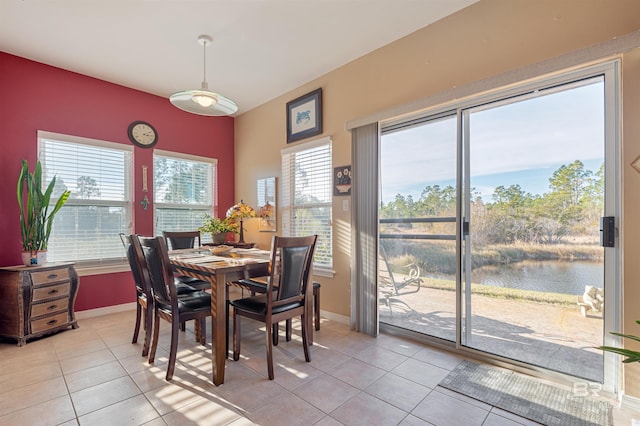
[0,52,235,311]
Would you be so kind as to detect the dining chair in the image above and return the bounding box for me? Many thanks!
[162,230,210,292]
[137,235,212,381]
[120,233,154,357]
[163,230,201,250]
[230,235,317,380]
[120,233,205,357]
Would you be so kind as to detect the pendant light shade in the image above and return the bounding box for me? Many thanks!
[169,35,238,116]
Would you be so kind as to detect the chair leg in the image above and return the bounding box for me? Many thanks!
[233,310,241,361]
[132,301,142,344]
[180,322,186,332]
[142,303,153,357]
[226,285,230,358]
[286,319,292,341]
[199,318,206,345]
[166,317,179,381]
[266,321,275,380]
[273,323,279,346]
[301,313,311,363]
[314,286,321,331]
[149,308,161,364]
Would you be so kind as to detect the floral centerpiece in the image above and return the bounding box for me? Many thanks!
[226,200,256,244]
[199,214,238,244]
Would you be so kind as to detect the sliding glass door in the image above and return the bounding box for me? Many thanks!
[378,113,457,342]
[378,62,619,389]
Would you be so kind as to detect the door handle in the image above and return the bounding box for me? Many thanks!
[600,216,615,247]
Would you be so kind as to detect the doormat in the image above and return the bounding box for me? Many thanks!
[439,360,611,426]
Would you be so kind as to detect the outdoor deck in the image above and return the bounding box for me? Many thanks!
[379,280,604,382]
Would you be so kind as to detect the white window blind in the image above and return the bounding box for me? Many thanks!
[281,137,332,271]
[38,132,133,266]
[154,150,217,240]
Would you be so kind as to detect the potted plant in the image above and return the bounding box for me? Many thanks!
[17,159,71,266]
[199,214,239,245]
[598,320,640,363]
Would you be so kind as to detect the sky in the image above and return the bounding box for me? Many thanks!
[380,77,605,204]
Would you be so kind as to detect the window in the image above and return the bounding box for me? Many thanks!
[154,150,217,239]
[38,131,133,266]
[281,136,333,274]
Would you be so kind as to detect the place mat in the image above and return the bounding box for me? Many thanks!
[439,360,611,426]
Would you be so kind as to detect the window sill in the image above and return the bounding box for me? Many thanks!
[76,263,130,277]
[313,267,335,279]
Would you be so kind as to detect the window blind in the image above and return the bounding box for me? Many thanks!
[154,151,217,240]
[38,132,133,265]
[281,137,332,270]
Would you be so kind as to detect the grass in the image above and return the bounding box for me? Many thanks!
[420,276,577,307]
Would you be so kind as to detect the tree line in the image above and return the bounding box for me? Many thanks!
[380,160,603,245]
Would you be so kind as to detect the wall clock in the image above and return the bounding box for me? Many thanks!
[127,121,158,148]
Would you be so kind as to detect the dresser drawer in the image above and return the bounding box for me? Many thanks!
[31,298,69,318]
[30,311,69,334]
[32,282,70,302]
[29,268,71,286]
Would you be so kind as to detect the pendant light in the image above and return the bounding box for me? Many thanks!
[169,35,238,116]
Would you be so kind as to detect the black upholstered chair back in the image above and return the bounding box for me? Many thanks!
[163,231,201,250]
[120,234,146,292]
[269,235,317,313]
[138,236,176,306]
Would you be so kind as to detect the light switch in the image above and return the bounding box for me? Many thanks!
[343,199,349,211]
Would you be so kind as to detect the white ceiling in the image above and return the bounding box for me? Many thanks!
[0,0,477,115]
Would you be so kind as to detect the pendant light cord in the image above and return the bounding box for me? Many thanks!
[202,39,207,85]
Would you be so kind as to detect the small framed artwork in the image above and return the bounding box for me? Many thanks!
[334,165,352,196]
[257,177,277,232]
[286,88,323,143]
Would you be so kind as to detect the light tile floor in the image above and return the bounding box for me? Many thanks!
[0,308,637,425]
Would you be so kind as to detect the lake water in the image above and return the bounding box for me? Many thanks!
[470,260,603,295]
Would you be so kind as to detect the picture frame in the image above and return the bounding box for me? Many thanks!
[334,165,352,196]
[257,177,277,232]
[286,88,323,143]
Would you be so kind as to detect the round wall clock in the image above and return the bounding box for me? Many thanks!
[127,121,158,148]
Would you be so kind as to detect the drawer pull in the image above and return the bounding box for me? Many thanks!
[47,304,58,311]
[47,319,58,326]
[48,289,59,295]
[47,273,58,279]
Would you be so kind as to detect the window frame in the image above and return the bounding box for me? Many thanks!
[281,136,333,276]
[37,131,133,274]
[153,149,218,240]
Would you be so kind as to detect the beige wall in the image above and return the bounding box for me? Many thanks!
[236,0,640,394]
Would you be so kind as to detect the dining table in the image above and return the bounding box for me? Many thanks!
[169,247,314,385]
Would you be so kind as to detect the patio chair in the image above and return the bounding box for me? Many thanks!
[379,246,423,295]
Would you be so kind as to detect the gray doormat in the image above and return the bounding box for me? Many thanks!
[439,360,611,426]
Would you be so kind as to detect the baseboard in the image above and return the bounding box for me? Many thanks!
[622,394,640,414]
[75,302,136,320]
[319,309,349,325]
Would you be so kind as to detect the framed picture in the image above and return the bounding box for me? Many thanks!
[286,88,323,143]
[257,177,277,232]
[334,165,352,196]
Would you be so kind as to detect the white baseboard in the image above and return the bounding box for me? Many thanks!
[622,394,640,414]
[75,302,136,320]
[319,309,349,325]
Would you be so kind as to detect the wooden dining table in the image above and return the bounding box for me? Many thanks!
[169,248,298,385]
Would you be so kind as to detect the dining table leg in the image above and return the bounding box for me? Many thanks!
[211,273,227,386]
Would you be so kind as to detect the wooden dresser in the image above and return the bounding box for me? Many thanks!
[0,263,79,346]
